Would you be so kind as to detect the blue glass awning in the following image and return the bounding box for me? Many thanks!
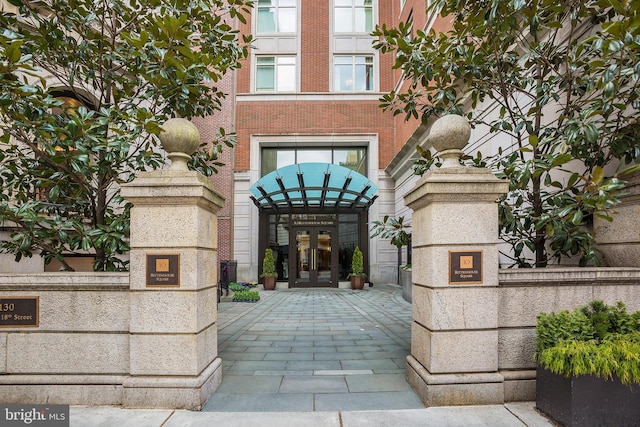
[249,163,378,212]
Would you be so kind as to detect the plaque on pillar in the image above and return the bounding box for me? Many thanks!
[0,297,39,327]
[449,250,483,284]
[146,254,180,287]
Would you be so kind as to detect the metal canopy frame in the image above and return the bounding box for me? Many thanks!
[249,163,378,213]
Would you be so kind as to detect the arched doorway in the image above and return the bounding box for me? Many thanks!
[250,163,377,287]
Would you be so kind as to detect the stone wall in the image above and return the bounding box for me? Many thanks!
[0,267,639,407]
[498,267,640,402]
[0,273,129,405]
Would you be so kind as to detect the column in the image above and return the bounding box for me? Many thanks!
[404,115,508,406]
[121,118,224,409]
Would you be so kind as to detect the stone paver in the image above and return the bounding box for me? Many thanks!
[206,284,422,412]
[71,402,555,426]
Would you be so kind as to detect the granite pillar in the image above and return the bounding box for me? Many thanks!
[120,118,224,409]
[404,115,509,406]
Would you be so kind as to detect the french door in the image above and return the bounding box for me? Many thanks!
[291,227,337,287]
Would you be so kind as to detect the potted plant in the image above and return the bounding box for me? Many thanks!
[535,300,640,426]
[261,248,278,290]
[349,246,366,290]
[370,215,412,301]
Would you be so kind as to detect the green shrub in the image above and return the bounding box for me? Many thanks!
[261,248,277,278]
[350,246,365,277]
[536,300,640,385]
[232,290,260,302]
[229,282,247,292]
[229,282,258,292]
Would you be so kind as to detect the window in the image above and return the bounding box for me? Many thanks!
[256,56,296,92]
[334,56,373,92]
[335,0,373,33]
[262,147,367,176]
[257,0,296,33]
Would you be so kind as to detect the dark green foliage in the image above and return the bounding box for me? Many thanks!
[370,215,411,249]
[229,282,247,292]
[229,281,258,292]
[373,0,640,267]
[536,301,640,385]
[0,0,253,270]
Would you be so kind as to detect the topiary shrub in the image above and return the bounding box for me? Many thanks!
[350,246,365,277]
[261,248,277,278]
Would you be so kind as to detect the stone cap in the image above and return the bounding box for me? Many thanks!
[158,118,201,171]
[428,115,471,168]
[121,170,224,213]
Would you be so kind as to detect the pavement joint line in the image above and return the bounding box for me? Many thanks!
[255,370,314,376]
[314,370,373,376]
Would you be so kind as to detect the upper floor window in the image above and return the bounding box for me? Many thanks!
[256,56,296,92]
[262,147,367,176]
[257,0,297,33]
[335,0,373,33]
[334,56,373,92]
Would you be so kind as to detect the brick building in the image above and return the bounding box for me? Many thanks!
[0,1,446,283]
[209,0,444,286]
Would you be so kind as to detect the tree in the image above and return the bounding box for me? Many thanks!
[0,0,253,270]
[373,0,640,267]
[369,215,411,267]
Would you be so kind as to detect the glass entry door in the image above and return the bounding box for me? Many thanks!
[292,227,337,287]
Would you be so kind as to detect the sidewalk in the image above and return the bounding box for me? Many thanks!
[69,402,554,426]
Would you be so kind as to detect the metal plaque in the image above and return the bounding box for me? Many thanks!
[449,250,483,284]
[146,254,180,287]
[0,297,39,328]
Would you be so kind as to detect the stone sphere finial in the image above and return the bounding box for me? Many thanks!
[158,117,201,171]
[428,114,471,168]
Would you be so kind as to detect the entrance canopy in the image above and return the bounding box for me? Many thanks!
[249,163,378,212]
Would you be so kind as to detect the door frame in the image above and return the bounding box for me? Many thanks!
[289,225,338,288]
[257,212,370,288]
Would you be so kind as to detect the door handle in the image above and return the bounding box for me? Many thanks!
[312,249,317,271]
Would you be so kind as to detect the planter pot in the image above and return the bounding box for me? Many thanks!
[350,276,365,290]
[536,365,640,427]
[400,268,412,303]
[263,276,276,291]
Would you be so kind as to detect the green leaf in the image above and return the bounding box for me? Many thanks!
[551,154,572,168]
[592,166,604,185]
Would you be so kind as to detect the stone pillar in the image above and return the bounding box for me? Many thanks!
[120,118,224,409]
[404,115,508,406]
[595,169,640,266]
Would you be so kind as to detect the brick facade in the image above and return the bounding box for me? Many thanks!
[193,74,235,265]
[197,1,451,282]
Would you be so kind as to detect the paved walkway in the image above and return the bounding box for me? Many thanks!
[69,284,554,426]
[205,284,420,412]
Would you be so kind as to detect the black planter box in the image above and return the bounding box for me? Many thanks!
[536,365,640,427]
